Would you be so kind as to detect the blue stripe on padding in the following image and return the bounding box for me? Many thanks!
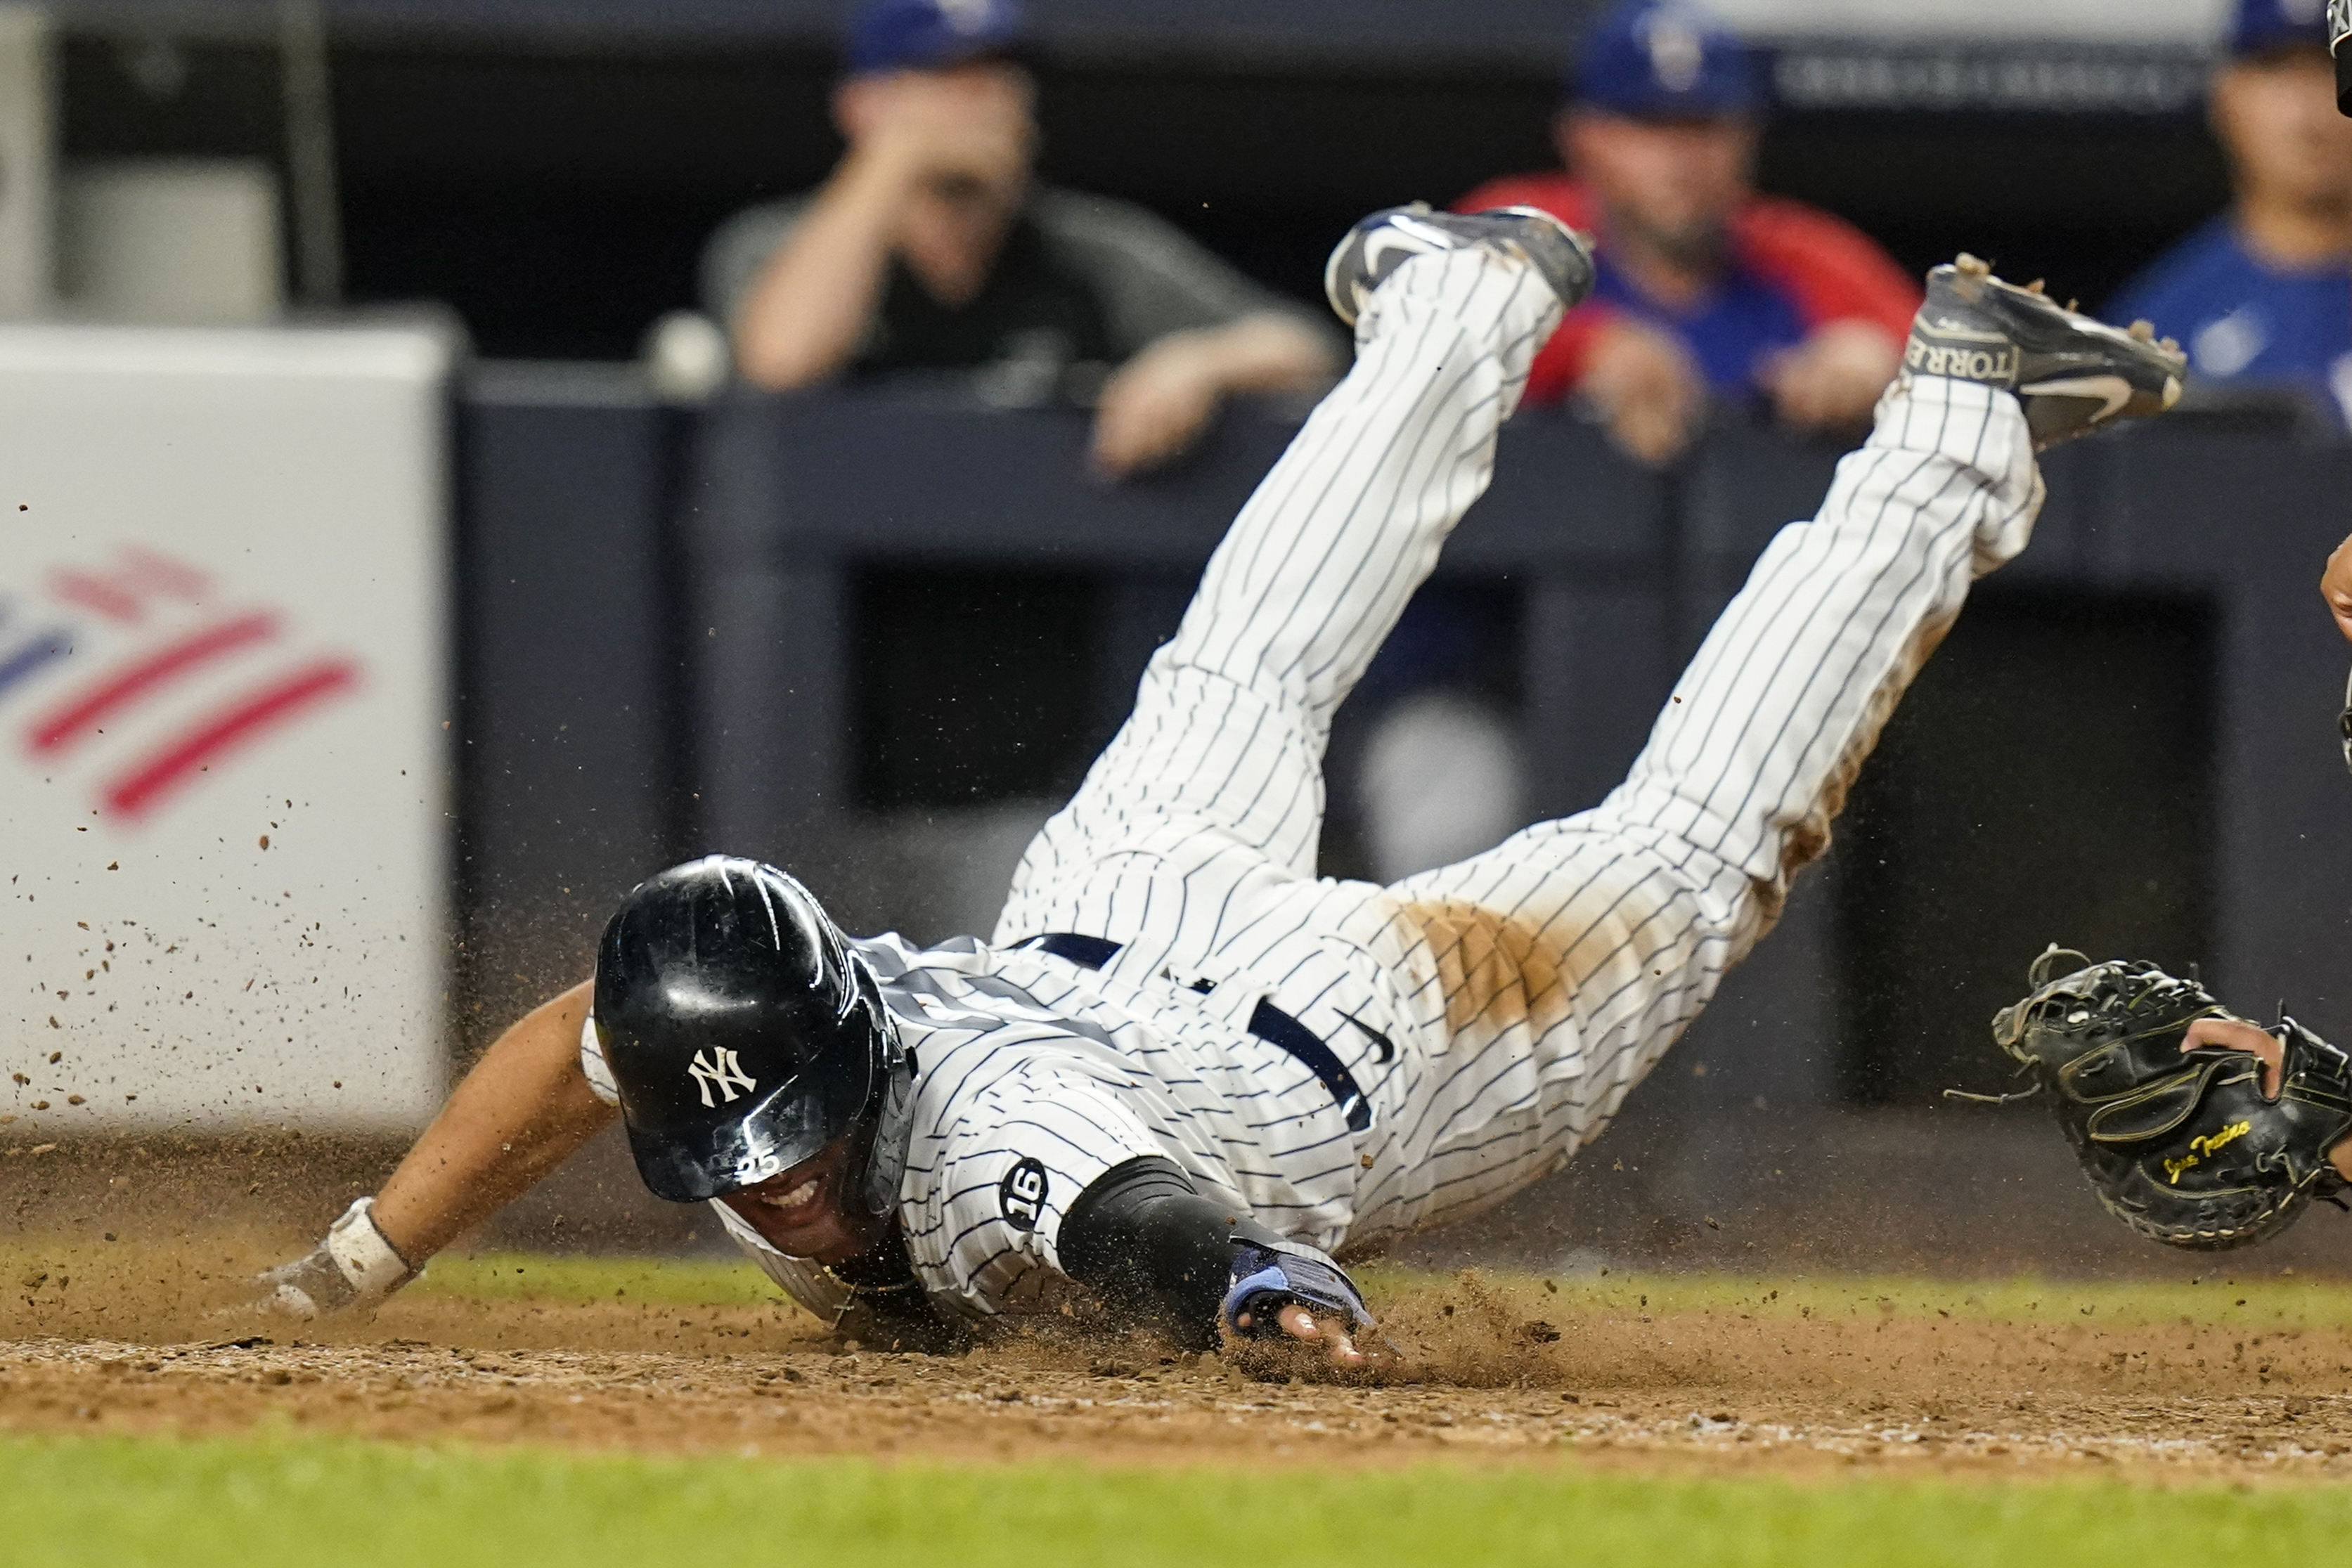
[0,629,72,701]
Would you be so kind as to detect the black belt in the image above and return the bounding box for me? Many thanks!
[1016,933,1374,1132]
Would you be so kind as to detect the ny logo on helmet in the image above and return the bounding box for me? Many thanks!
[687,1048,758,1108]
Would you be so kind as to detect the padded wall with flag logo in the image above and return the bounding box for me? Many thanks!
[0,323,452,1134]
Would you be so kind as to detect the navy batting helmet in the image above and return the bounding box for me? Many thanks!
[592,857,911,1206]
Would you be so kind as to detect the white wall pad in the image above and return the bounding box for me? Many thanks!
[0,321,453,1136]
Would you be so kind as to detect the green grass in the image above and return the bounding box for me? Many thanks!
[1,1430,2346,1568]
[406,1250,2352,1331]
[10,1263,2351,1563]
[1418,1269,2352,1331]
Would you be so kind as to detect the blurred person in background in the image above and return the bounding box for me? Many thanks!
[1457,0,1918,465]
[2109,0,2352,429]
[703,0,1340,478]
[1345,0,1920,885]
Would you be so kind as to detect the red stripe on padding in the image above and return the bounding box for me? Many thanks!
[103,658,361,819]
[27,611,280,756]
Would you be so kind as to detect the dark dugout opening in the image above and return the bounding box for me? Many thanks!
[853,567,1104,811]
[1835,590,2217,1106]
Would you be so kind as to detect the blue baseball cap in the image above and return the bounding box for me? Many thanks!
[1570,0,1762,118]
[847,0,1026,77]
[2231,0,2331,57]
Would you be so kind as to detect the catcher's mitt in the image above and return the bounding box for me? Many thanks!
[1974,945,2352,1250]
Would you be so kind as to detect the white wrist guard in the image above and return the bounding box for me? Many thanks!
[258,1197,416,1321]
[327,1197,413,1300]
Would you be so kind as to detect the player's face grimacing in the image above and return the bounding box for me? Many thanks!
[718,1138,891,1263]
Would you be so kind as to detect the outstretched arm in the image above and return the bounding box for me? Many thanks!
[372,980,616,1261]
[257,982,616,1317]
[731,142,924,391]
[1088,314,1341,478]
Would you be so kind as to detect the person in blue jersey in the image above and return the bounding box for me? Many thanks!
[2110,0,2352,427]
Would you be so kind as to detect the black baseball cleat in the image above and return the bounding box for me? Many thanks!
[1324,203,1596,328]
[1906,254,2185,449]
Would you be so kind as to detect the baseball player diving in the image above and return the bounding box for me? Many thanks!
[254,205,2187,1362]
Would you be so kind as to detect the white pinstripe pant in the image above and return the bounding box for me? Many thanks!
[994,245,2043,1247]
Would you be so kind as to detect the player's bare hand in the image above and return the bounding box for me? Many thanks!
[2182,1015,2284,1097]
[1225,1301,1372,1373]
[1275,1301,1368,1368]
[1090,336,1222,478]
[1762,320,1901,434]
[1579,315,1703,466]
[2320,531,2352,642]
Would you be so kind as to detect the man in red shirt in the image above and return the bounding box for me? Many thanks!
[1460,0,1918,463]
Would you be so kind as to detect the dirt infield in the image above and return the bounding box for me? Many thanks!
[7,1235,2352,1486]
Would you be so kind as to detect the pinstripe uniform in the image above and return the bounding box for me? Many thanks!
[588,242,2043,1331]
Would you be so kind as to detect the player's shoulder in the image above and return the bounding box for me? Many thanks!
[851,929,944,977]
[1714,195,1920,332]
[2133,214,2250,281]
[1729,195,1899,269]
[1454,171,1593,228]
[874,968,1123,1113]
[906,1011,1161,1165]
[855,931,1036,1004]
[903,1064,1166,1300]
[1733,193,1859,240]
[2106,217,2259,327]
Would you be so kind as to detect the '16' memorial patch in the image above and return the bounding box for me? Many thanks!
[1000,1158,1049,1232]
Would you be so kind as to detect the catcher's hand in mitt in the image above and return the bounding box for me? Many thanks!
[1970,945,2352,1250]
